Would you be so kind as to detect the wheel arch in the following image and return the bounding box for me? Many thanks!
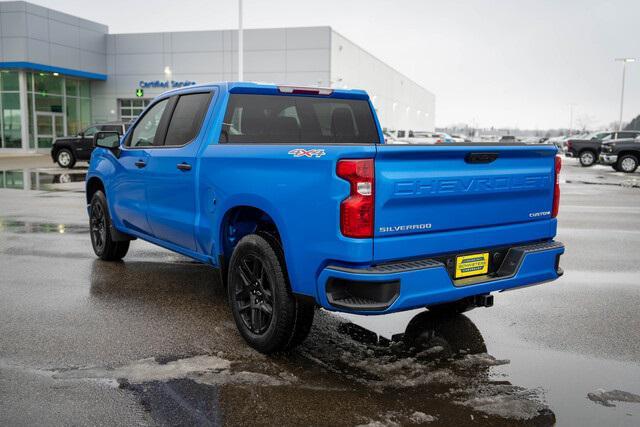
[219,205,283,268]
[85,176,105,206]
[617,150,639,161]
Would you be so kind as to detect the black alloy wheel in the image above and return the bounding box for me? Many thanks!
[89,190,130,261]
[234,253,274,335]
[90,199,107,253]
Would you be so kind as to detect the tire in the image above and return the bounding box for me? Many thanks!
[89,190,129,261]
[56,148,76,168]
[227,234,314,353]
[579,150,596,167]
[403,312,487,358]
[617,154,638,173]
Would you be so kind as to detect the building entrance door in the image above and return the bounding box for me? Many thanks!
[36,112,64,150]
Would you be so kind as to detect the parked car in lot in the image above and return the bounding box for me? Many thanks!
[449,134,470,143]
[565,130,640,167]
[600,136,640,173]
[51,122,129,168]
[86,82,564,353]
[402,132,454,144]
[499,135,519,143]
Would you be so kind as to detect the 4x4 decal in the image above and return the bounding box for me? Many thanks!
[288,148,326,158]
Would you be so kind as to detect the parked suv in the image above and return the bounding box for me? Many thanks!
[599,135,640,173]
[565,131,640,166]
[51,123,129,168]
[86,82,564,353]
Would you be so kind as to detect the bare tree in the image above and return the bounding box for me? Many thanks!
[575,114,597,132]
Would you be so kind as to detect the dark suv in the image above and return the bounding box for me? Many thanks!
[51,123,129,168]
[565,130,640,167]
[599,136,640,173]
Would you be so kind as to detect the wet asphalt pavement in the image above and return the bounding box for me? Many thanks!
[1,156,639,426]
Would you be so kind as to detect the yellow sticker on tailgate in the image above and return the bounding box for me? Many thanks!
[455,252,489,278]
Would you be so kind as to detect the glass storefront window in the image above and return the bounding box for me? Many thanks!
[35,94,63,113]
[1,71,19,91]
[120,98,151,122]
[66,97,79,136]
[80,98,91,129]
[1,93,21,148]
[79,80,90,98]
[33,73,63,95]
[66,79,78,97]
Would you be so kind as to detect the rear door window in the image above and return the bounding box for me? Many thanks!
[219,94,379,144]
[163,92,212,146]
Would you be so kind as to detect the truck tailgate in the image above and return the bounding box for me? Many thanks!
[373,144,558,262]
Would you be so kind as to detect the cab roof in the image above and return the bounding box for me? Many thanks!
[162,81,370,100]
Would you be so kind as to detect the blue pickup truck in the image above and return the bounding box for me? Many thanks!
[86,82,564,353]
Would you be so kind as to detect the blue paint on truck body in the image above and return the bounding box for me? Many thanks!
[87,81,564,314]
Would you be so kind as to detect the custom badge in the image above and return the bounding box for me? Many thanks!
[288,148,326,158]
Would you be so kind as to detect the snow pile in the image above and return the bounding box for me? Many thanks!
[357,411,436,426]
[52,354,298,387]
[587,389,640,407]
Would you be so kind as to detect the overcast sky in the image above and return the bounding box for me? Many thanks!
[32,0,640,129]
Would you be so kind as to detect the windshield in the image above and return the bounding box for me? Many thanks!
[586,132,609,140]
[219,94,380,144]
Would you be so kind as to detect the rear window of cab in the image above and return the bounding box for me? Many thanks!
[219,94,380,144]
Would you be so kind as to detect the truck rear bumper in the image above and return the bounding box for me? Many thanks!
[316,240,564,314]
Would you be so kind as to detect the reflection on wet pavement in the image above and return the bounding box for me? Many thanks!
[2,157,640,426]
[0,218,88,234]
[0,168,87,191]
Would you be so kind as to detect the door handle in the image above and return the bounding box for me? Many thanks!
[134,160,147,168]
[176,162,192,171]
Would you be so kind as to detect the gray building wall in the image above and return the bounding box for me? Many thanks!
[0,1,107,76]
[92,27,332,122]
[330,30,435,132]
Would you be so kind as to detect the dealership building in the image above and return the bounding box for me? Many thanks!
[0,1,435,152]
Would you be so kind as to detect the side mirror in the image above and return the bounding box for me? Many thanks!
[93,131,121,156]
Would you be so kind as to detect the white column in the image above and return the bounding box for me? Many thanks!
[238,0,243,81]
[18,71,30,152]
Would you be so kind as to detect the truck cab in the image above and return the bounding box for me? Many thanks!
[86,82,564,353]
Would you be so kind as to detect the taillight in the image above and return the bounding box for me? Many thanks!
[552,155,561,218]
[436,139,443,143]
[337,159,374,238]
[566,141,572,149]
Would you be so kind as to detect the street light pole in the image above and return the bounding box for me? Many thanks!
[568,103,575,135]
[238,0,243,81]
[615,58,636,131]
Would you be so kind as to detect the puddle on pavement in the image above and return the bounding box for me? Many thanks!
[0,168,87,191]
[0,218,88,234]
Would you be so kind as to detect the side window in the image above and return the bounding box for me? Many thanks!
[618,132,635,139]
[127,98,170,147]
[83,126,98,137]
[163,92,212,146]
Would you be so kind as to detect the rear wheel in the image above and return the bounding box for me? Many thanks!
[228,234,314,353]
[89,190,129,261]
[579,150,596,167]
[617,154,638,173]
[56,148,76,168]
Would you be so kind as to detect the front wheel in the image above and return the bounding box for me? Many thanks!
[617,154,638,173]
[227,234,314,353]
[579,150,596,167]
[89,190,129,261]
[56,148,76,168]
